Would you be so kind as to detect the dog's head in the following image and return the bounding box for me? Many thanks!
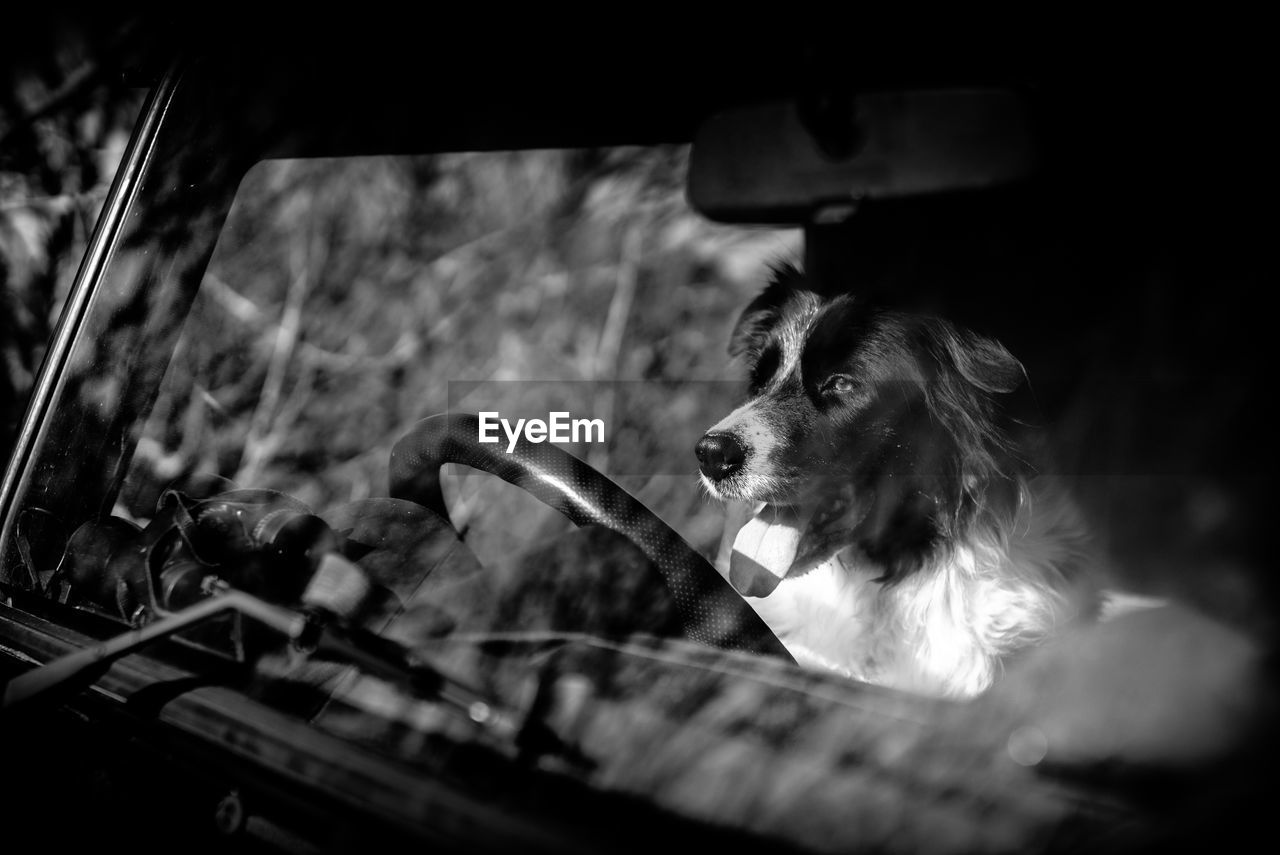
[698,263,1026,595]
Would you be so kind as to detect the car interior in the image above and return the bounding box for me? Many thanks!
[0,21,1273,853]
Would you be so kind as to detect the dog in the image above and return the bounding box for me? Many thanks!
[697,263,1101,698]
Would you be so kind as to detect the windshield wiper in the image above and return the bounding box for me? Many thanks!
[1,552,530,747]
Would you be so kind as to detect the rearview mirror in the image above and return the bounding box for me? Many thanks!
[688,89,1038,224]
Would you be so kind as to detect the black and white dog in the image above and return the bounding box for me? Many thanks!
[697,263,1100,698]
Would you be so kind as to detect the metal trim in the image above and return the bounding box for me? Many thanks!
[0,65,182,569]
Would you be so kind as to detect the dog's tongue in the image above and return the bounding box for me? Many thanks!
[730,504,809,598]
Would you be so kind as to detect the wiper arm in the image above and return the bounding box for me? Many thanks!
[1,585,304,714]
[1,556,522,746]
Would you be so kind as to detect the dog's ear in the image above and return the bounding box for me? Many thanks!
[945,330,1025,395]
[729,261,807,359]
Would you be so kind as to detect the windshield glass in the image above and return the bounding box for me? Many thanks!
[120,150,794,565]
[1,50,1271,853]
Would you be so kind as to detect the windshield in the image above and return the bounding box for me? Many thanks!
[120,149,794,566]
[0,48,1272,853]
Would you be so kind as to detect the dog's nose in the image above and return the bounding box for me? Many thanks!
[695,433,746,480]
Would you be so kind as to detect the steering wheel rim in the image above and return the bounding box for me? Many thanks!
[388,413,793,660]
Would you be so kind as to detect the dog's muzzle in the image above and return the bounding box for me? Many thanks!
[695,432,746,481]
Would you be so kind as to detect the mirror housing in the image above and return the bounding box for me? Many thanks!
[688,89,1038,224]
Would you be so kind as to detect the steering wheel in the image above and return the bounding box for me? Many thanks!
[388,413,794,660]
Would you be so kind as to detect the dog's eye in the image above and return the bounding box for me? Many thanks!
[821,374,858,395]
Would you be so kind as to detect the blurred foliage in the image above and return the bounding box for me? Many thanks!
[0,14,798,566]
[1,12,145,456]
[119,148,798,564]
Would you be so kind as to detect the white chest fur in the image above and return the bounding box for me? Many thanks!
[730,529,1093,698]
[713,480,1096,698]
